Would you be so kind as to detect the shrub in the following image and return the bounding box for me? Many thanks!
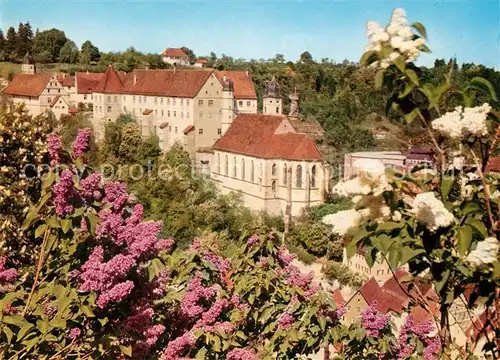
[287,221,330,257]
[322,261,366,289]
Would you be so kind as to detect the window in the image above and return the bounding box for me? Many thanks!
[246,101,251,106]
[217,153,221,173]
[48,89,50,93]
[233,157,237,177]
[186,99,190,106]
[283,164,288,185]
[169,126,172,132]
[107,106,112,113]
[271,163,277,176]
[251,161,255,182]
[155,97,158,104]
[173,111,176,117]
[311,165,317,188]
[296,165,303,188]
[224,155,228,175]
[139,97,142,104]
[114,96,118,102]
[172,98,176,105]
[107,96,111,102]
[175,127,178,134]
[217,128,222,135]
[47,97,52,104]
[168,111,171,117]
[272,180,277,192]
[133,108,136,115]
[84,95,87,100]
[276,107,279,113]
[155,109,158,115]
[181,112,184,119]
[199,112,203,119]
[199,128,204,135]
[208,100,213,107]
[209,112,213,119]
[167,98,171,105]
[161,98,164,104]
[58,89,61,93]
[133,96,136,103]
[123,96,126,101]
[143,96,147,103]
[241,159,245,180]
[123,106,127,112]
[180,99,183,105]
[161,110,164,117]
[198,99,203,106]
[186,112,190,119]
[140,108,142,113]
[238,100,243,106]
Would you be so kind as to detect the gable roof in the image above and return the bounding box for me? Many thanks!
[213,114,322,161]
[94,66,123,94]
[76,72,105,94]
[3,73,51,97]
[50,95,70,108]
[183,125,195,134]
[162,48,187,57]
[121,69,212,98]
[214,71,257,99]
[56,75,75,87]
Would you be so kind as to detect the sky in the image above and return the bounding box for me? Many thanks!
[0,0,499,68]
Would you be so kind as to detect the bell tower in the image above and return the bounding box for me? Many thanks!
[263,76,282,115]
[220,74,235,135]
[22,52,36,74]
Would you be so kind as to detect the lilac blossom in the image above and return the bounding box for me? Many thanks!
[80,173,101,200]
[277,244,296,266]
[277,312,295,329]
[247,234,260,247]
[96,280,134,308]
[180,276,217,319]
[227,348,260,360]
[361,302,391,338]
[71,128,92,159]
[103,181,129,210]
[68,328,81,340]
[53,169,76,216]
[161,332,196,359]
[0,257,17,285]
[47,133,62,166]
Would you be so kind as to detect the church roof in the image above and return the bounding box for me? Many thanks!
[214,71,257,99]
[213,113,322,161]
[94,65,123,94]
[3,73,51,97]
[76,72,105,94]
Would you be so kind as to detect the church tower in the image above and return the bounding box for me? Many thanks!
[22,52,36,74]
[263,76,282,115]
[220,74,235,135]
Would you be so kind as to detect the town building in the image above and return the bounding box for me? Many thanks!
[211,82,328,217]
[161,48,190,66]
[194,59,209,68]
[343,248,393,284]
[91,66,257,159]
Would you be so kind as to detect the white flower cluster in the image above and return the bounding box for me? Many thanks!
[466,237,499,266]
[332,160,391,197]
[431,103,492,140]
[365,8,427,68]
[322,209,362,236]
[411,192,454,231]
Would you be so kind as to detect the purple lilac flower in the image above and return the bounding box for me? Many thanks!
[96,280,134,308]
[226,348,259,360]
[155,238,175,251]
[68,328,81,340]
[103,182,129,210]
[361,302,391,338]
[192,238,201,250]
[277,312,295,329]
[277,245,296,266]
[80,173,101,200]
[72,128,92,159]
[194,298,229,329]
[53,169,76,216]
[47,133,62,166]
[396,315,440,360]
[200,250,231,278]
[0,257,17,285]
[180,276,217,319]
[161,332,196,359]
[247,234,260,247]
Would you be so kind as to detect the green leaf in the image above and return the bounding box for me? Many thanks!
[17,323,34,341]
[399,83,414,99]
[412,22,427,39]
[374,69,385,89]
[404,108,420,124]
[467,77,498,102]
[360,50,378,67]
[23,207,39,230]
[119,345,132,356]
[400,247,425,264]
[87,212,99,235]
[434,269,450,293]
[393,56,406,72]
[35,224,47,238]
[466,219,488,238]
[60,219,72,234]
[148,258,164,282]
[441,177,455,201]
[405,69,420,86]
[457,226,473,256]
[45,216,60,229]
[42,171,56,189]
[37,319,50,335]
[3,326,13,344]
[49,318,67,329]
[318,316,326,331]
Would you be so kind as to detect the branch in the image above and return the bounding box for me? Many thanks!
[418,112,446,175]
[22,228,50,316]
[469,148,497,232]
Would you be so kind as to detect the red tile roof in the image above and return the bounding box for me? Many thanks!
[332,289,345,306]
[360,278,382,305]
[3,73,51,97]
[49,95,61,108]
[76,72,104,94]
[94,66,123,94]
[196,59,208,64]
[215,71,257,99]
[121,69,212,98]
[213,114,322,161]
[183,125,195,134]
[159,122,169,129]
[162,48,187,57]
[486,156,500,172]
[56,75,75,87]
[68,107,80,114]
[143,109,153,115]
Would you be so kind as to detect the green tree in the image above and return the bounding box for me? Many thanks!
[58,40,79,63]
[80,40,100,64]
[32,28,67,62]
[181,46,196,64]
[0,29,5,60]
[299,50,313,63]
[5,26,17,60]
[36,49,52,64]
[16,22,33,59]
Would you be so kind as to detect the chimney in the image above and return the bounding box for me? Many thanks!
[223,74,227,82]
[133,74,137,85]
[245,70,249,77]
[145,66,149,71]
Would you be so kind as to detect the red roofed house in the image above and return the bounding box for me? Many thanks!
[3,54,71,118]
[73,72,105,106]
[194,59,209,69]
[211,81,328,216]
[161,48,190,66]
[92,66,258,160]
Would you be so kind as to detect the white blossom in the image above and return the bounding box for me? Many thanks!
[466,237,499,266]
[322,210,362,236]
[431,103,492,140]
[411,192,454,231]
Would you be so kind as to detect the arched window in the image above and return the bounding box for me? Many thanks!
[296,165,303,188]
[241,159,245,180]
[311,165,317,188]
[283,164,287,185]
[233,157,237,177]
[276,106,279,113]
[271,163,277,176]
[224,155,228,175]
[251,160,255,182]
[217,153,221,173]
[272,180,277,192]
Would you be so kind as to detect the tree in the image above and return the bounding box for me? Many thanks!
[80,40,100,64]
[32,28,67,62]
[59,40,79,63]
[274,53,285,63]
[209,51,217,63]
[0,30,5,60]
[299,50,313,63]
[180,46,196,64]
[16,22,33,58]
[5,26,17,60]
[36,49,52,64]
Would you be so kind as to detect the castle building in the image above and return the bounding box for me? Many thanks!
[91,66,257,160]
[211,81,328,216]
[161,48,190,66]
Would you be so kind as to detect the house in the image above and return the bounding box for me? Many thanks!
[161,48,190,66]
[211,81,328,217]
[194,59,209,68]
[343,247,393,284]
[91,66,257,161]
[73,72,105,106]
